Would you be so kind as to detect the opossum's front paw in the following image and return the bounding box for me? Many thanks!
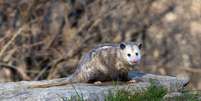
[94,81,102,85]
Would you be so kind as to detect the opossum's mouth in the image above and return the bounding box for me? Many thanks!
[132,60,139,63]
[131,61,137,64]
[128,61,138,65]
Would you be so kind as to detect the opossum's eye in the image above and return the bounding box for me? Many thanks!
[120,43,126,49]
[135,53,138,56]
[127,53,131,57]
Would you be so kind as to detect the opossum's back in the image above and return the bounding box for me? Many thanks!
[78,44,118,67]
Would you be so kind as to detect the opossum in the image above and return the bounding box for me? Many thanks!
[30,42,142,88]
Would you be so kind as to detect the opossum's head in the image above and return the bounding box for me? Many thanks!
[120,42,142,65]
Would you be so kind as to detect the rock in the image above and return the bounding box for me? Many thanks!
[0,71,189,101]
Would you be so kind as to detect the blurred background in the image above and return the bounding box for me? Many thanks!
[0,0,201,90]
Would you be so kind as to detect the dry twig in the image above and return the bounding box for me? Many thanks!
[0,26,26,59]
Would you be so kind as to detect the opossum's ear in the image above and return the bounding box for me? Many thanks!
[120,43,126,49]
[138,43,142,49]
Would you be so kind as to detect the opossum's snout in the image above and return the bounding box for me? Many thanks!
[131,59,139,64]
[128,57,141,65]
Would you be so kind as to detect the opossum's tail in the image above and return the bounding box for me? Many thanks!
[29,73,85,88]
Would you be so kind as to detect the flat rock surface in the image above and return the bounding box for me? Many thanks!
[0,72,189,101]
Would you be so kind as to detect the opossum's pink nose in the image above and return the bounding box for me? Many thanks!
[131,60,138,64]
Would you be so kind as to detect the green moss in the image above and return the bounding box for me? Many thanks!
[105,80,201,101]
[165,90,201,101]
[105,80,167,101]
